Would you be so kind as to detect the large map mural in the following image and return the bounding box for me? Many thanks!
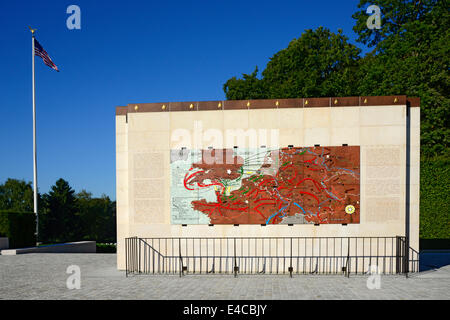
[171,146,360,225]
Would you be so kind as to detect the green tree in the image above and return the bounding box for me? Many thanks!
[223,27,361,100]
[76,191,116,242]
[40,178,79,243]
[352,0,438,48]
[0,178,34,212]
[353,0,449,157]
[223,66,266,100]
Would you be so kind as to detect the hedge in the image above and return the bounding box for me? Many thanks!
[420,157,450,239]
[96,243,116,253]
[0,211,35,248]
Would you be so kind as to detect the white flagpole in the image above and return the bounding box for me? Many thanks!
[30,27,39,245]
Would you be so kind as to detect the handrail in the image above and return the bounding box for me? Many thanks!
[140,238,164,258]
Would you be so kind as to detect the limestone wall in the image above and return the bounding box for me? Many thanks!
[115,97,420,270]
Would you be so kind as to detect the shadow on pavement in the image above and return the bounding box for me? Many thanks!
[420,250,450,272]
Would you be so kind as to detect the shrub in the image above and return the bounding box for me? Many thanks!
[420,156,450,239]
[0,211,35,248]
[96,243,116,253]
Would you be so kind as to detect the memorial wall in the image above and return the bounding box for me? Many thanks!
[115,96,420,270]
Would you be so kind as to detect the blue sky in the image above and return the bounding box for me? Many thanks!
[0,0,369,199]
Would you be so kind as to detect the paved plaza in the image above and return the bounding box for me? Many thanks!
[0,253,449,300]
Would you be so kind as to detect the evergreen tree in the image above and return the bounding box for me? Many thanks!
[40,178,79,243]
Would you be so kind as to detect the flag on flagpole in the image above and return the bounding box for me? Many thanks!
[34,38,59,72]
[29,31,59,244]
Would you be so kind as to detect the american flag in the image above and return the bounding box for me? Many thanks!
[34,38,59,72]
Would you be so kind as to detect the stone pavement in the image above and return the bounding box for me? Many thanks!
[0,254,449,300]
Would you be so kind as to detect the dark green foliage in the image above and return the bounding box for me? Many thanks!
[352,0,438,48]
[38,180,116,244]
[223,66,266,100]
[354,0,449,158]
[40,178,79,243]
[0,211,35,248]
[96,243,117,253]
[420,156,450,239]
[76,190,116,243]
[260,28,361,99]
[0,179,34,212]
[0,178,120,245]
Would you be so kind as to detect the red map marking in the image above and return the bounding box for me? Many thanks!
[183,147,360,224]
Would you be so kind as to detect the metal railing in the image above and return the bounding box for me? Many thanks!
[125,236,419,277]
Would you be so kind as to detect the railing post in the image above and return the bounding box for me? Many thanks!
[234,238,238,277]
[395,236,400,274]
[179,238,183,277]
[346,237,350,278]
[135,237,138,273]
[404,236,409,278]
[134,237,137,273]
[347,257,351,278]
[125,238,128,277]
[131,237,134,274]
[289,237,293,278]
[131,237,133,273]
